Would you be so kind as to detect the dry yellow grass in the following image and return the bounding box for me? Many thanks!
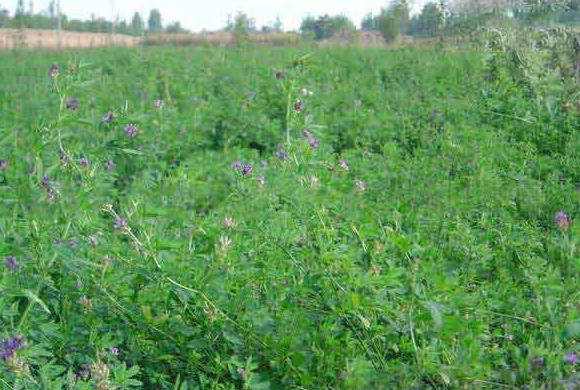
[0,28,140,49]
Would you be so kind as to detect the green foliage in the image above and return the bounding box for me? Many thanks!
[130,12,144,36]
[409,2,445,37]
[227,12,256,44]
[148,9,163,34]
[376,0,411,43]
[2,42,580,389]
[300,14,356,41]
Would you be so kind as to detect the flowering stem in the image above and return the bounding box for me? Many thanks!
[285,79,295,147]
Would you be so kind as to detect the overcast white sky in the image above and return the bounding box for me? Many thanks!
[7,0,430,31]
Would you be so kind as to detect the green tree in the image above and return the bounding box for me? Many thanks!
[148,9,162,33]
[166,21,186,33]
[230,11,255,43]
[361,12,378,31]
[410,2,444,36]
[377,0,410,43]
[131,12,144,36]
[300,14,356,40]
[14,0,25,28]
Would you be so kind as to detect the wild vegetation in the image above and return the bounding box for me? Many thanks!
[1,25,580,388]
[4,1,580,389]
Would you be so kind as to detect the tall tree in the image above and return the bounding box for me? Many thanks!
[300,14,356,40]
[377,0,411,43]
[361,12,378,31]
[148,8,162,33]
[411,2,445,36]
[273,14,282,32]
[131,11,144,36]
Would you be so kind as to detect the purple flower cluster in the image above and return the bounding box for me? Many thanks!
[66,98,79,110]
[294,99,302,112]
[108,346,119,356]
[0,159,6,169]
[555,211,569,231]
[101,111,114,123]
[113,218,128,230]
[0,336,25,361]
[40,174,57,200]
[79,157,90,168]
[153,99,164,108]
[565,351,579,365]
[275,147,288,161]
[4,255,17,270]
[48,63,58,78]
[231,161,252,176]
[104,159,116,170]
[301,130,318,149]
[356,180,366,192]
[124,124,139,137]
[338,159,349,171]
[241,164,252,176]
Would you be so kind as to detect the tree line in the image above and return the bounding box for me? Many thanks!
[0,1,182,35]
[1,0,579,39]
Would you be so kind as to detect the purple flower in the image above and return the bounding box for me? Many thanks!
[48,63,58,78]
[530,356,545,369]
[41,174,51,189]
[1,336,25,361]
[294,99,302,112]
[0,348,13,361]
[113,218,127,230]
[555,211,569,231]
[67,238,78,249]
[4,255,18,269]
[356,180,366,192]
[565,352,579,365]
[108,346,119,356]
[237,367,246,378]
[47,188,57,201]
[231,161,243,170]
[78,363,90,379]
[275,148,288,160]
[104,159,116,170]
[66,98,79,110]
[124,124,139,138]
[153,99,164,108]
[308,138,318,149]
[79,157,89,168]
[101,111,114,123]
[338,159,349,171]
[242,164,252,176]
[0,160,6,169]
[301,129,312,139]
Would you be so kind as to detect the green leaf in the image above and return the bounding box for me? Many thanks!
[422,301,443,330]
[24,290,51,315]
[119,148,145,156]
